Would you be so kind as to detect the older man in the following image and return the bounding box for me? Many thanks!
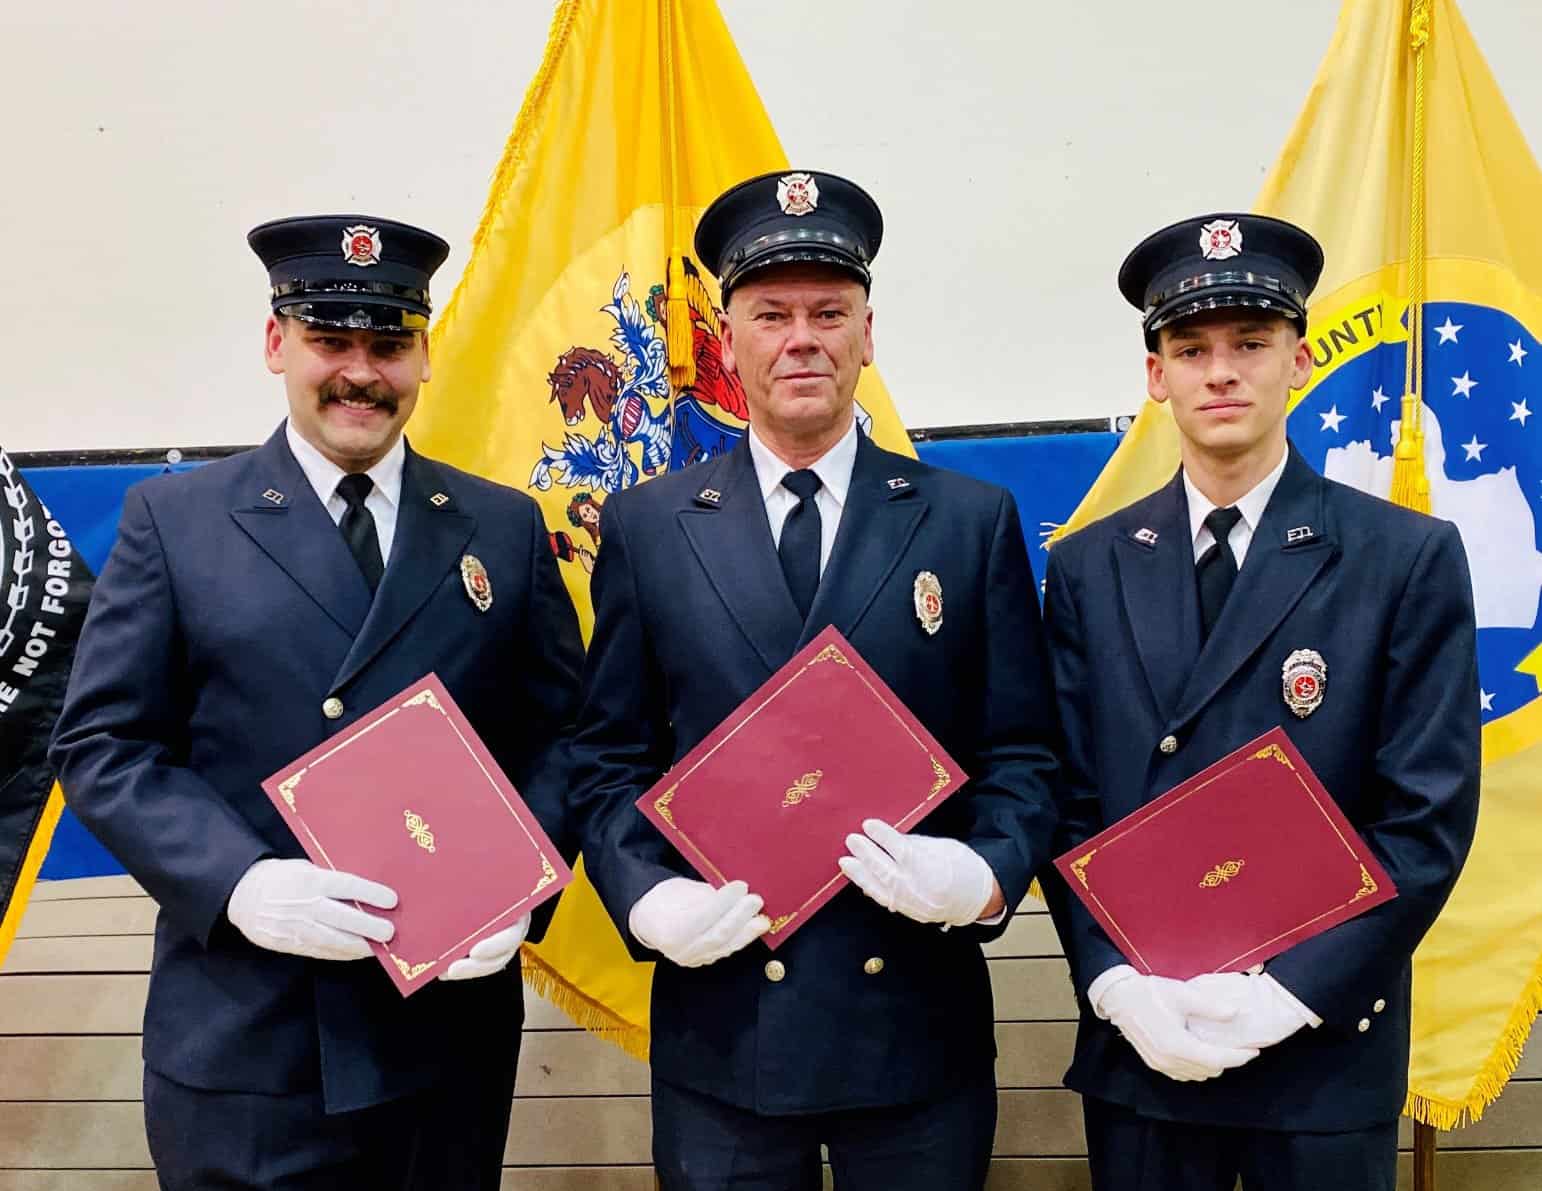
[571,171,1060,1191]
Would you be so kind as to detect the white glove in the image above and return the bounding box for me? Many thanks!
[838,818,995,927]
[1183,971,1316,1050]
[1094,968,1260,1082]
[440,915,531,981]
[629,877,769,968]
[227,858,396,961]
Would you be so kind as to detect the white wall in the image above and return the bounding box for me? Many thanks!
[3,0,1539,452]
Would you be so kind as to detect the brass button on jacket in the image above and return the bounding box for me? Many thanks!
[322,697,344,720]
[764,960,786,983]
[863,957,885,976]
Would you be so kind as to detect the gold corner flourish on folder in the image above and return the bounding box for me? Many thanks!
[1351,863,1379,902]
[655,784,679,829]
[391,954,436,981]
[767,913,797,935]
[927,756,950,800]
[781,770,823,808]
[809,644,852,668]
[402,688,446,714]
[277,772,304,811]
[1199,859,1245,889]
[1069,849,1097,889]
[1251,743,1293,769]
[530,854,558,897]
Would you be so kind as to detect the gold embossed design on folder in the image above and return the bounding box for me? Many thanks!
[404,810,436,854]
[1199,859,1246,889]
[390,954,436,981]
[782,770,823,808]
[1351,863,1379,902]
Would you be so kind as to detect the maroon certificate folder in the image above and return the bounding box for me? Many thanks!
[636,627,967,949]
[1052,727,1396,979]
[261,673,572,997]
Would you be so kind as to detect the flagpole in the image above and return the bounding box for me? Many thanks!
[1414,1119,1436,1190]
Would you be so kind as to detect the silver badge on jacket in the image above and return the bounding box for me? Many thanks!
[1282,649,1327,717]
[460,555,493,613]
[914,571,943,636]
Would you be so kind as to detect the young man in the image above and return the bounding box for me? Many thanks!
[1042,213,1481,1190]
[571,171,1061,1190]
[50,215,584,1189]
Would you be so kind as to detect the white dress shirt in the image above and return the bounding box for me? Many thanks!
[1183,447,1289,568]
[284,421,405,567]
[746,417,859,574]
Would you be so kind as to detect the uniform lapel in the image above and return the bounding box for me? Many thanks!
[676,441,805,673]
[1171,447,1338,726]
[330,445,475,693]
[797,434,927,649]
[1112,472,1201,718]
[229,426,372,638]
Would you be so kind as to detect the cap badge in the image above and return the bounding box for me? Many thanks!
[460,554,493,613]
[341,224,382,267]
[1282,648,1327,718]
[777,173,820,217]
[1199,219,1243,261]
[913,571,943,636]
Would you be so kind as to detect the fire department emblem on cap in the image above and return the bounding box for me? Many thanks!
[460,554,493,612]
[1199,219,1243,261]
[913,571,943,636]
[1282,648,1327,718]
[777,173,820,216]
[341,224,382,267]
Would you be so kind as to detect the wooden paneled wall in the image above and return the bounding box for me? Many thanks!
[2,876,1538,1189]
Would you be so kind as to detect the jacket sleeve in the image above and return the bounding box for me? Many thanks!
[566,495,682,961]
[955,490,1061,944]
[503,499,587,945]
[48,485,271,946]
[1039,542,1130,993]
[1266,520,1481,1029]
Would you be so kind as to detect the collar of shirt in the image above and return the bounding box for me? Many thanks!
[1183,446,1289,568]
[746,416,858,511]
[284,420,405,515]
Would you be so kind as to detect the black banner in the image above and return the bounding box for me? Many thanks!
[0,445,94,953]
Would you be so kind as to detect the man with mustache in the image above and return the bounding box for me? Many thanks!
[572,172,1060,1190]
[1041,213,1479,1190]
[50,215,584,1189]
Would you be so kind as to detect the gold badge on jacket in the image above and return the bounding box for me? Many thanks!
[1282,649,1327,717]
[460,555,493,613]
[913,571,943,636]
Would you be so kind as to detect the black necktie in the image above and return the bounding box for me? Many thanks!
[778,469,823,619]
[1196,505,1243,640]
[337,473,384,593]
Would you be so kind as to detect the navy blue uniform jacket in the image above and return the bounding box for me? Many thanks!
[571,434,1060,1115]
[1042,447,1480,1131]
[50,426,584,1114]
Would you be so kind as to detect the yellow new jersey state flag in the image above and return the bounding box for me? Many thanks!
[410,0,913,1059]
[1057,0,1542,1128]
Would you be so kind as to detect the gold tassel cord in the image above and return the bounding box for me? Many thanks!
[659,0,697,392]
[1391,0,1432,514]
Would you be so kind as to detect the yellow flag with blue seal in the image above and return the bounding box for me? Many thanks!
[1058,0,1542,1127]
[408,0,913,1058]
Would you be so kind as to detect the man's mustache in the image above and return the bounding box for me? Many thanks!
[320,379,399,413]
